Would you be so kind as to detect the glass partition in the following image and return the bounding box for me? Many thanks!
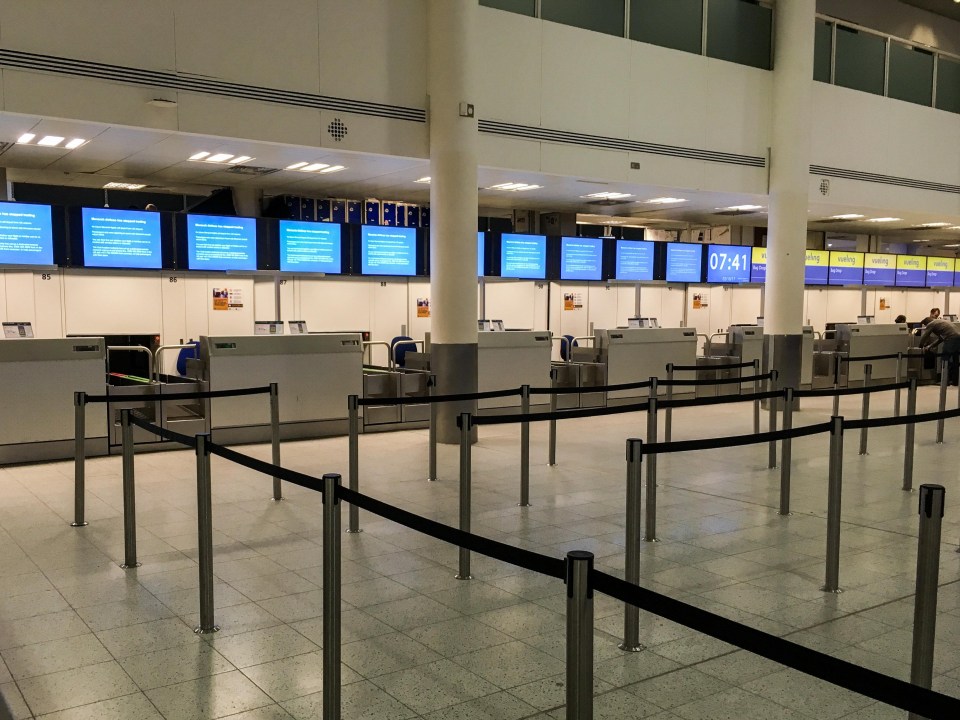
[706,0,772,70]
[936,56,960,114]
[889,43,934,106]
[630,0,703,55]
[541,0,626,37]
[813,19,833,83]
[834,26,885,96]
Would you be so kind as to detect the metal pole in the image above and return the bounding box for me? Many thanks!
[832,355,841,418]
[767,370,778,469]
[322,473,342,720]
[194,433,218,634]
[779,388,793,516]
[664,363,674,443]
[908,484,945,720]
[548,368,558,466]
[566,550,594,720]
[937,355,948,444]
[894,352,903,417]
[822,416,844,594]
[71,391,88,527]
[120,410,140,569]
[752,359,761,436]
[457,413,472,580]
[858,364,871,455]
[347,395,361,533]
[519,385,531,507]
[903,378,918,492]
[620,439,643,653]
[269,382,282,501]
[428,374,438,481]
[645,379,659,543]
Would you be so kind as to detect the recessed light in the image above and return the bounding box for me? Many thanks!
[944,244,960,248]
[949,226,960,231]
[642,197,687,204]
[228,155,253,164]
[300,163,330,172]
[827,214,865,220]
[581,192,633,200]
[37,136,65,147]
[720,204,764,212]
[487,182,542,192]
[103,182,147,190]
[866,217,902,223]
[319,165,345,173]
[16,133,35,144]
[414,177,431,184]
[914,239,930,243]
[286,162,308,170]
[206,153,234,163]
[189,152,211,161]
[64,138,86,150]
[919,222,952,228]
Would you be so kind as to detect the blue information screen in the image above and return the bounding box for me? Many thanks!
[361,226,417,275]
[804,250,829,285]
[895,255,927,288]
[81,208,162,269]
[501,233,546,279]
[706,245,751,283]
[478,231,485,277]
[560,237,603,281]
[827,251,864,286]
[187,215,257,271]
[925,257,954,287]
[665,243,703,283]
[750,248,767,283]
[863,253,897,286]
[279,220,341,273]
[0,201,54,266]
[615,240,655,281]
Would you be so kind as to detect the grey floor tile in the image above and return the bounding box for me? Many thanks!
[406,616,514,657]
[241,650,362,701]
[452,640,566,689]
[145,669,274,720]
[30,692,163,719]
[119,641,233,690]
[341,632,442,678]
[96,617,199,659]
[282,680,418,720]
[420,690,539,720]
[207,625,318,669]
[370,658,499,713]
[1,633,111,680]
[17,660,138,716]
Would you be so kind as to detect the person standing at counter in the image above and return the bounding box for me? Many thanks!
[894,315,907,324]
[919,317,960,385]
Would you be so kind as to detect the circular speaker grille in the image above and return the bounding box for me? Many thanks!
[328,118,348,141]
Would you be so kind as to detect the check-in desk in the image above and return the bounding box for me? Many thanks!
[594,327,698,402]
[0,338,107,463]
[835,324,910,384]
[729,326,764,370]
[199,334,363,442]
[477,331,552,409]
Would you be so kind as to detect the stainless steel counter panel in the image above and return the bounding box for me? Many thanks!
[477,331,552,409]
[729,326,763,370]
[835,324,910,382]
[200,334,363,441]
[801,327,814,387]
[0,338,107,463]
[594,328,697,400]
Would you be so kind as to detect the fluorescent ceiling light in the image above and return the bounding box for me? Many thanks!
[487,182,542,192]
[189,152,210,161]
[914,239,930,243]
[828,213,865,220]
[919,222,952,228]
[16,133,35,144]
[642,197,687,204]
[286,162,308,170]
[228,155,253,164]
[414,176,431,184]
[866,217,901,223]
[949,226,960,231]
[64,138,86,149]
[720,204,764,212]
[581,191,633,200]
[206,153,234,163]
[944,244,960,248]
[319,165,345,173]
[37,136,65,147]
[300,163,330,172]
[103,182,147,190]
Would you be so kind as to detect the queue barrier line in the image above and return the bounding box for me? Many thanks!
[794,380,910,399]
[356,386,522,407]
[127,411,198,449]
[529,378,653,396]
[659,388,781,410]
[642,421,834,456]
[659,371,773,387]
[82,385,272,404]
[839,352,904,363]
[590,570,960,719]
[844,405,960,431]
[206,441,327,495]
[668,360,755,371]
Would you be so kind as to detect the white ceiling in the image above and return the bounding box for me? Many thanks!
[2,111,960,247]
[901,0,960,24]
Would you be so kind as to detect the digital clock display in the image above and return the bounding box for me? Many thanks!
[706,245,751,283]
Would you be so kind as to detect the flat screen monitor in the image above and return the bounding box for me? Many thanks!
[500,233,547,279]
[361,226,417,276]
[0,201,54,266]
[478,231,485,277]
[827,251,864,286]
[863,253,897,286]
[79,208,163,269]
[665,243,703,283]
[185,214,257,271]
[559,236,603,281]
[615,240,655,281]
[895,255,927,288]
[279,220,342,273]
[926,257,955,287]
[706,245,751,284]
[804,250,829,285]
[750,247,767,283]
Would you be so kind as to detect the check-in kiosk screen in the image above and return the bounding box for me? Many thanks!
[559,237,602,281]
[361,226,417,276]
[0,201,54,266]
[279,220,341,273]
[500,233,547,279]
[863,253,896,286]
[925,257,954,287]
[706,245,750,283]
[186,215,257,271]
[81,208,162,269]
[665,243,703,283]
[615,240,655,281]
[827,251,864,286]
[750,247,767,283]
[895,255,927,288]
[804,250,829,285]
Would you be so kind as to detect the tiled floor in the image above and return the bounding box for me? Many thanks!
[1,386,959,718]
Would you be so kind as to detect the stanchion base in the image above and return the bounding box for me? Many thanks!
[270,496,285,502]
[858,452,868,457]
[778,511,793,517]
[70,522,88,527]
[820,586,843,594]
[345,529,363,534]
[617,642,645,653]
[120,562,142,569]
[427,477,438,482]
[644,537,660,543]
[517,502,532,508]
[194,625,220,635]
[902,487,915,493]
[547,462,557,467]
[454,574,472,580]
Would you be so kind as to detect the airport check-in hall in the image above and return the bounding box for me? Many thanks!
[3,1,960,719]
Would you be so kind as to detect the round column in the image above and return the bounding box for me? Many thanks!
[428,0,479,443]
[764,0,816,390]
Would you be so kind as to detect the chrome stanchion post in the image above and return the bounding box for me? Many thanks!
[937,355,948,444]
[71,391,88,527]
[548,368,558,466]
[347,395,362,533]
[664,363,674,443]
[822,416,844,594]
[645,379,659,544]
[322,473,342,720]
[120,409,140,569]
[832,355,841,418]
[427,374,438,481]
[894,352,903,417]
[620,439,644,653]
[903,378,918,492]
[269,382,282,501]
[779,388,793,516]
[456,413,472,580]
[858,364,871,455]
[752,359,761,436]
[565,550,594,720]
[908,484,945,720]
[519,385,531,507]
[767,370,779,469]
[194,433,218,634]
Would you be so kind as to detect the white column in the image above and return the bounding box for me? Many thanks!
[428,0,480,442]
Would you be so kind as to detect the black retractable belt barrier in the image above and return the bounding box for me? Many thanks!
[794,380,910,399]
[668,360,755,372]
[529,378,652,396]
[472,400,650,426]
[127,410,198,448]
[83,385,271,404]
[841,352,904,363]
[642,422,832,456]
[356,386,521,406]
[660,371,773,387]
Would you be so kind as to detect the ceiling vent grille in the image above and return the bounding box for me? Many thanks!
[0,141,15,156]
[224,165,280,177]
[586,199,634,207]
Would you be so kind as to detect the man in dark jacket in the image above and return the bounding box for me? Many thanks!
[920,318,960,385]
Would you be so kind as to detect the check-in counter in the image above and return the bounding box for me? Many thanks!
[0,338,107,463]
[477,331,553,409]
[729,326,764,370]
[199,333,363,442]
[835,324,910,383]
[594,327,698,401]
